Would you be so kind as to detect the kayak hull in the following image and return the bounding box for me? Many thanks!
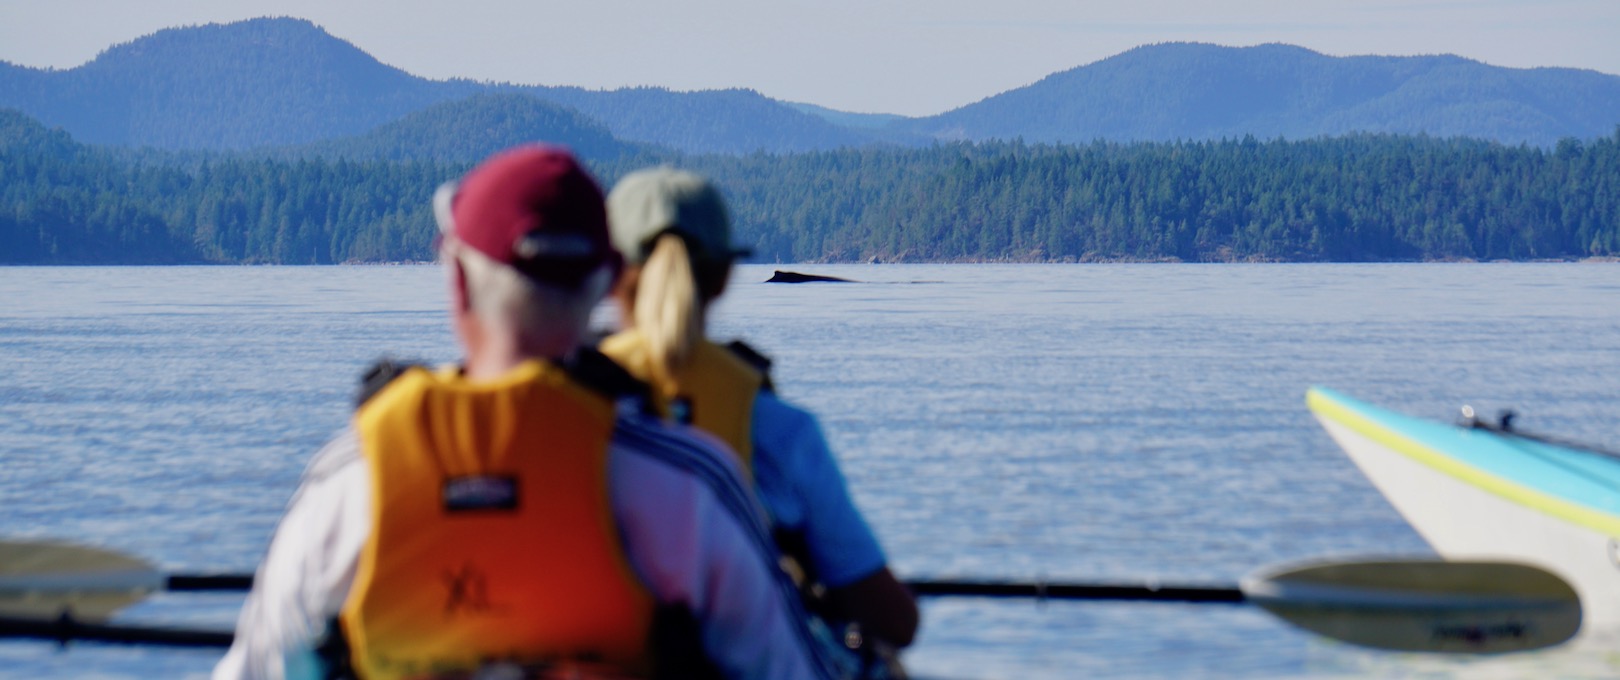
[1307,388,1620,629]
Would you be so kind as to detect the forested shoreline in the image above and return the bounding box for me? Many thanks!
[4,110,1617,264]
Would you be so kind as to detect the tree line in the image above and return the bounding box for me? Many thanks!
[4,109,1618,265]
[683,133,1620,262]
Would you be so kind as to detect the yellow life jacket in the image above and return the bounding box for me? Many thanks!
[599,331,763,475]
[340,360,654,679]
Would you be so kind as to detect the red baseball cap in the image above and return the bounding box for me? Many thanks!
[433,145,620,286]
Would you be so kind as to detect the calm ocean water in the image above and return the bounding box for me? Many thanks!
[3,263,1620,679]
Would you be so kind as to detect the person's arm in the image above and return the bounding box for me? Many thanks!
[752,394,920,647]
[610,419,839,680]
[214,430,370,680]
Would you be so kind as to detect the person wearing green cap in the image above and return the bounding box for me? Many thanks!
[598,166,919,671]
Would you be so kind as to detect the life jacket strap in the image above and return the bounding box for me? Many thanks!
[352,348,657,414]
[722,340,775,393]
[354,358,423,408]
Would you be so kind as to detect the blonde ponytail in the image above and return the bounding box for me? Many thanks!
[634,233,704,383]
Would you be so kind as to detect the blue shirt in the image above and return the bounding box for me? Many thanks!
[750,391,887,588]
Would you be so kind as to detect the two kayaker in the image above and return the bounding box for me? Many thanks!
[598,168,920,662]
[214,146,840,680]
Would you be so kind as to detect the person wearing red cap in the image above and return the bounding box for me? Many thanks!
[214,146,841,680]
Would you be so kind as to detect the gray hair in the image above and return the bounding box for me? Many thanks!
[443,238,612,338]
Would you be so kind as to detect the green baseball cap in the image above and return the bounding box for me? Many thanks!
[606,167,750,265]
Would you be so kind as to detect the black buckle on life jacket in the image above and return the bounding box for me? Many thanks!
[561,347,658,417]
[354,358,424,408]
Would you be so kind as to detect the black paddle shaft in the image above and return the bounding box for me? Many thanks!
[906,579,1246,603]
[162,573,1250,603]
[167,573,253,591]
[0,613,233,648]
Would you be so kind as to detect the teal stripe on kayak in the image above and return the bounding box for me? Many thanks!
[1308,387,1620,524]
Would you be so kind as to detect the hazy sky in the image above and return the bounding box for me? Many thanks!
[1,0,1615,116]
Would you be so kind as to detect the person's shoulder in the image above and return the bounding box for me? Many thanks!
[613,413,759,504]
[613,412,741,474]
[753,389,809,417]
[302,427,363,483]
[752,390,823,438]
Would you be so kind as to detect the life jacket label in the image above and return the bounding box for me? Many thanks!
[443,475,519,512]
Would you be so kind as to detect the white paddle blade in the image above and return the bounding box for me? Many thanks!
[1242,559,1581,654]
[0,541,164,620]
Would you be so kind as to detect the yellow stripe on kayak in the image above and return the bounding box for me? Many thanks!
[1306,388,1620,538]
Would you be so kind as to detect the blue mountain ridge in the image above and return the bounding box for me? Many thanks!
[906,42,1620,147]
[2,18,1616,154]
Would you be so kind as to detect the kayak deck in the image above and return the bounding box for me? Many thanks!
[1307,387,1620,628]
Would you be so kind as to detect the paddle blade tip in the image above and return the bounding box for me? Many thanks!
[1242,557,1581,654]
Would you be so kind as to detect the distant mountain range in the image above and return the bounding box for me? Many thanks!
[904,42,1620,148]
[2,17,1616,157]
[286,92,656,164]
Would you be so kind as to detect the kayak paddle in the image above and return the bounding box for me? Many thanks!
[0,540,1582,654]
[913,557,1580,653]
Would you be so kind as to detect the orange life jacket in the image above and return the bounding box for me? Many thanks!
[599,331,763,475]
[340,360,654,679]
